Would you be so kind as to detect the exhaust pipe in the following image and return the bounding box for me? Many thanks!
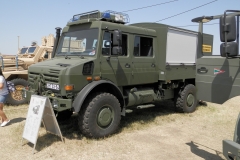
[51,27,62,58]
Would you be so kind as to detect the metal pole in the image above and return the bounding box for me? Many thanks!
[18,36,19,51]
[237,16,239,55]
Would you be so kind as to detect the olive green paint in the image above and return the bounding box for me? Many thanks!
[25,15,213,113]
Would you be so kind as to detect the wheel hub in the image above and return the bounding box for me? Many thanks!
[11,85,24,101]
[97,107,113,128]
[187,94,194,107]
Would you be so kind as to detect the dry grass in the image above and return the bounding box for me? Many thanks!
[1,97,240,160]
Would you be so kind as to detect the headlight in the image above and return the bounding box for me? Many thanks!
[52,99,59,108]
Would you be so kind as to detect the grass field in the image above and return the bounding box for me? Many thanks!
[1,97,239,160]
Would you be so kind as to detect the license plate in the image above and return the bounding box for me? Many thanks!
[46,83,60,90]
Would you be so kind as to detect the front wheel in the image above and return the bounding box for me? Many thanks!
[175,84,197,113]
[78,93,121,138]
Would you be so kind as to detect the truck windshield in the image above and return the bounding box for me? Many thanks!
[28,47,36,54]
[20,48,28,54]
[56,28,98,56]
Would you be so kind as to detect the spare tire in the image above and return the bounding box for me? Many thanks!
[7,78,28,106]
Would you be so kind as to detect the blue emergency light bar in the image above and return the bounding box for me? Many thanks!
[70,10,130,24]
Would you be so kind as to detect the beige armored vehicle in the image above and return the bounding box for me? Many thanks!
[0,34,54,105]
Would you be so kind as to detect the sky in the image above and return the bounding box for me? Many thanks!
[0,0,239,55]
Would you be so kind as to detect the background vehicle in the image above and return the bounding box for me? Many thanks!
[192,10,240,104]
[192,10,240,160]
[0,34,54,105]
[24,10,213,138]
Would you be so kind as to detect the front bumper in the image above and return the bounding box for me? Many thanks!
[23,89,73,112]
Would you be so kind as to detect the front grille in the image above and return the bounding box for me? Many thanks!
[48,69,60,74]
[29,69,61,91]
[29,72,39,85]
[43,74,59,83]
[44,69,60,83]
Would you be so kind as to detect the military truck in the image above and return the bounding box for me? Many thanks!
[192,10,240,160]
[0,34,54,105]
[24,10,213,138]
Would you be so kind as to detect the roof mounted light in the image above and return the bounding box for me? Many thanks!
[102,12,111,19]
[102,10,129,24]
[69,10,130,24]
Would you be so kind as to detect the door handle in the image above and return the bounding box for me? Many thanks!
[197,67,208,73]
[151,63,155,68]
[125,63,130,68]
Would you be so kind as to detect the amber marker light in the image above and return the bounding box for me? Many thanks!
[94,76,101,81]
[86,77,92,81]
[65,85,74,91]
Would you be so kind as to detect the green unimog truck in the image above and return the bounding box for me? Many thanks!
[24,10,213,138]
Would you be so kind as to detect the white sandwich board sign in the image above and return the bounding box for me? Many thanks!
[22,95,63,153]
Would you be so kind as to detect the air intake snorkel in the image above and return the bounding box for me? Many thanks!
[51,27,62,58]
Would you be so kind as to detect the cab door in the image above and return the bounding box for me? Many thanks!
[131,35,158,85]
[196,56,240,104]
[100,31,132,86]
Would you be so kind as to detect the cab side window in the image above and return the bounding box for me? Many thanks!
[121,34,128,56]
[102,32,128,56]
[102,32,111,55]
[134,36,153,57]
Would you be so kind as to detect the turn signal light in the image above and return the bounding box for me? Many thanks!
[65,85,74,91]
[86,77,92,81]
[94,76,101,81]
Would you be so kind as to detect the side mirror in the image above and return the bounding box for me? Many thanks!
[220,16,236,42]
[113,30,122,46]
[220,42,238,57]
[112,46,122,55]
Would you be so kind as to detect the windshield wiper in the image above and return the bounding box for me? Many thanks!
[65,54,71,59]
[79,55,84,59]
[64,52,71,59]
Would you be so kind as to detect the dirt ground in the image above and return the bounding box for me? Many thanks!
[1,96,240,160]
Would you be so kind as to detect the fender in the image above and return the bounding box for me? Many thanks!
[72,80,125,113]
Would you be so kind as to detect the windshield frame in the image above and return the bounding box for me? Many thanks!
[56,28,99,57]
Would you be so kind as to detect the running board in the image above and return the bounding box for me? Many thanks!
[137,104,155,109]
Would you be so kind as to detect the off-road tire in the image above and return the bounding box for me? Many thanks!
[7,78,28,106]
[175,84,197,113]
[55,110,73,121]
[78,93,121,138]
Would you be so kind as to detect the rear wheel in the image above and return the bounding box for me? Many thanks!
[175,84,197,113]
[78,93,121,138]
[7,78,28,106]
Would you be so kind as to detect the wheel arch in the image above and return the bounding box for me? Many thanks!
[73,80,125,113]
[184,78,195,86]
